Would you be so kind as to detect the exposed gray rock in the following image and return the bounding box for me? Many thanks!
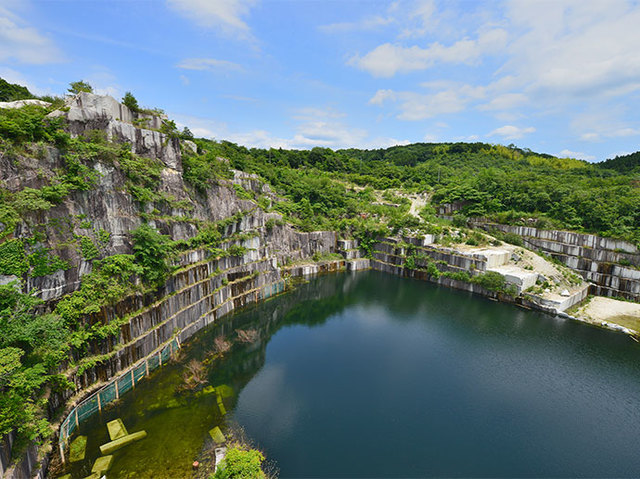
[0,275,19,286]
[475,221,640,301]
[0,99,51,109]
[48,92,182,171]
[182,140,197,154]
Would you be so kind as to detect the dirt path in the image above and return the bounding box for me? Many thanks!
[395,192,429,219]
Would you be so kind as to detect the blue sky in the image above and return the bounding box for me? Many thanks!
[1,0,639,161]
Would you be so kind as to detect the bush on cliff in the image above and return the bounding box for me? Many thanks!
[132,224,173,285]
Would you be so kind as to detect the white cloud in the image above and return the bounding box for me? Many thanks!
[167,0,257,37]
[318,15,393,34]
[504,0,640,98]
[0,67,52,96]
[172,108,407,150]
[399,0,437,38]
[347,0,640,137]
[350,28,507,77]
[288,107,367,148]
[369,83,485,120]
[571,108,640,142]
[489,125,535,140]
[176,58,243,72]
[580,132,600,142]
[453,134,480,142]
[478,93,527,111]
[84,70,122,99]
[0,10,63,64]
[557,149,596,161]
[613,128,640,137]
[580,128,640,142]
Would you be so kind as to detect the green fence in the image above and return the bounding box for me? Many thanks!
[58,338,180,462]
[260,280,284,300]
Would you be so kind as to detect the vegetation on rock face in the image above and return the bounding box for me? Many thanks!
[132,224,173,285]
[0,284,67,442]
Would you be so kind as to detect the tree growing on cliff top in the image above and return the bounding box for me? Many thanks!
[122,91,140,113]
[67,81,93,95]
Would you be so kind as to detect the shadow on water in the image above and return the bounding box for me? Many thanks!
[59,272,360,478]
[59,271,640,478]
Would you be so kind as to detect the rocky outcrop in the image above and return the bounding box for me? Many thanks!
[0,99,50,109]
[1,95,283,301]
[475,223,640,301]
[48,93,181,171]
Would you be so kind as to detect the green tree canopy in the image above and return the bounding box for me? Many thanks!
[122,91,140,112]
[68,81,93,95]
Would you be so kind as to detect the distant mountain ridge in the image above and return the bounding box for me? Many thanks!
[597,151,640,173]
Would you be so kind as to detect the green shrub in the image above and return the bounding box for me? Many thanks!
[471,271,506,292]
[233,184,253,200]
[227,244,247,257]
[452,212,468,227]
[132,224,172,285]
[426,261,441,279]
[0,239,28,276]
[405,255,416,270]
[79,236,99,260]
[443,271,471,282]
[27,247,69,277]
[213,446,265,479]
[192,223,222,248]
[98,229,111,245]
[55,254,142,326]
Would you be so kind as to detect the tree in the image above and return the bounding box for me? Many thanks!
[122,91,140,112]
[0,78,34,102]
[132,224,172,285]
[181,126,194,140]
[67,81,93,95]
[160,119,179,138]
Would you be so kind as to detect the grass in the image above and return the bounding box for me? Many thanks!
[606,315,640,332]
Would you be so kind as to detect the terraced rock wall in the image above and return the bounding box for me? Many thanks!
[476,223,640,301]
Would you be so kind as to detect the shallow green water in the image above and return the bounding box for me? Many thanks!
[61,271,640,478]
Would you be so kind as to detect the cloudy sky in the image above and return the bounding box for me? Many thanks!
[2,0,639,160]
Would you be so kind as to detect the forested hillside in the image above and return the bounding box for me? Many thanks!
[598,151,640,174]
[194,140,640,245]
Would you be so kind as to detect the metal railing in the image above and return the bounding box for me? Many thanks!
[57,337,180,462]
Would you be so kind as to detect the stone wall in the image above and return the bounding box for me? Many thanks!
[476,222,640,301]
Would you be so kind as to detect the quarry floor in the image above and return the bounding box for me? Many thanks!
[571,296,640,334]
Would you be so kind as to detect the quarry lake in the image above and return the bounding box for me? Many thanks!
[68,271,640,478]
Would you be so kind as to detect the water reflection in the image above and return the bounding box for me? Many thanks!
[62,271,640,478]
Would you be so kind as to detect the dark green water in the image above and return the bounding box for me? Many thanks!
[63,271,640,478]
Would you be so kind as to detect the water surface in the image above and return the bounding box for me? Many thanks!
[66,271,640,478]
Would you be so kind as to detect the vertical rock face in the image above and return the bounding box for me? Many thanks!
[3,93,337,303]
[475,222,640,301]
[48,92,181,171]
